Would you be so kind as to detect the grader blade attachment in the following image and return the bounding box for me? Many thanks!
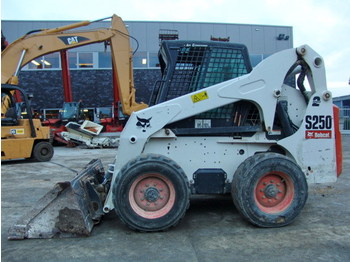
[8,159,107,239]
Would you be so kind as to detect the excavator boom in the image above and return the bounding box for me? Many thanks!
[1,14,147,115]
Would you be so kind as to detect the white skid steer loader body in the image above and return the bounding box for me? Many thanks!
[9,45,341,239]
[103,45,338,212]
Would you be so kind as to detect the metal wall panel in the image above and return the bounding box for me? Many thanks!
[212,24,228,39]
[2,19,293,56]
[185,23,202,40]
[238,25,253,51]
[226,24,240,43]
[252,26,265,54]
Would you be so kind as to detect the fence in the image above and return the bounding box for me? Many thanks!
[339,108,350,134]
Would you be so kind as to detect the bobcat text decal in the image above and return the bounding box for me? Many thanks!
[305,115,332,139]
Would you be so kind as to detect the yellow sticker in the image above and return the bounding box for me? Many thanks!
[191,91,209,103]
[10,129,24,135]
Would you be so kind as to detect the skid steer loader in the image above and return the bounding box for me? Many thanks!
[8,45,343,239]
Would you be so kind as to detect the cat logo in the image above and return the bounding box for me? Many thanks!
[58,36,90,46]
[67,36,79,45]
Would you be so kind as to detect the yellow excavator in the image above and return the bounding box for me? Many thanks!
[1,15,148,159]
[1,14,146,115]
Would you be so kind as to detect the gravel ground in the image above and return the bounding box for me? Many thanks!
[1,136,349,262]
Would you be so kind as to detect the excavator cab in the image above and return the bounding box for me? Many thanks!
[1,84,54,162]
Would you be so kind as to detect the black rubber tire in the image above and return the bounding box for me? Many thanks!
[231,153,308,227]
[32,141,54,162]
[113,154,190,232]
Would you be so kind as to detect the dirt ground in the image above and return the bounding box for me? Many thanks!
[1,136,349,262]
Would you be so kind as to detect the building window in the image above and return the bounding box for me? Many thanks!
[27,53,60,69]
[133,51,148,68]
[78,53,93,68]
[98,52,112,68]
[28,59,42,69]
[149,53,160,68]
[23,51,160,70]
[68,52,78,68]
[43,53,60,68]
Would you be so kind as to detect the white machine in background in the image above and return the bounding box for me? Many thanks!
[61,120,119,148]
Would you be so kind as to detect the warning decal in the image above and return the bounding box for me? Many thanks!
[191,91,209,103]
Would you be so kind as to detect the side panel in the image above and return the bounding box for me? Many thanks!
[142,135,272,182]
[1,119,49,160]
[1,138,34,160]
[32,119,51,140]
[1,119,51,139]
[278,94,337,183]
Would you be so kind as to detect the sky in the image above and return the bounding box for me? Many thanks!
[1,0,349,97]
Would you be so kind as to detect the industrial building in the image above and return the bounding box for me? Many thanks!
[2,18,350,262]
[2,18,293,111]
[334,95,350,132]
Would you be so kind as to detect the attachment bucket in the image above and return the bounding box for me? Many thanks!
[8,159,107,239]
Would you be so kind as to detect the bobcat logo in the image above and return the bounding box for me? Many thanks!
[136,116,152,132]
[312,96,321,107]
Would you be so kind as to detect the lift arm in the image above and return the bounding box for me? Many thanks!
[1,14,147,115]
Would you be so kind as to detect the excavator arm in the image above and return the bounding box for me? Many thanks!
[1,14,147,115]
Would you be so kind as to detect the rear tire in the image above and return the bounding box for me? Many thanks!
[113,154,190,232]
[32,141,54,162]
[231,153,308,227]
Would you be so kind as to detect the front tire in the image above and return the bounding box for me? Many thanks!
[32,141,54,162]
[231,153,308,227]
[113,154,190,232]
